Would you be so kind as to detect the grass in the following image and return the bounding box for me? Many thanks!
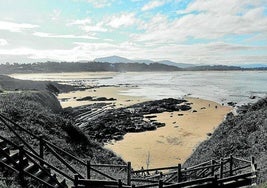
[184,97,267,183]
[0,91,126,186]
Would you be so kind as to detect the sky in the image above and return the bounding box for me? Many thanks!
[0,0,267,65]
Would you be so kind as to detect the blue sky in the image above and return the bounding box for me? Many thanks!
[0,0,267,65]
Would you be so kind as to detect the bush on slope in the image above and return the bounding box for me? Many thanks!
[184,97,267,183]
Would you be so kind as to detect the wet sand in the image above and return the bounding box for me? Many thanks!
[58,86,149,108]
[105,97,232,170]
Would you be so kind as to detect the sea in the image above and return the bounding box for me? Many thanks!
[9,71,267,169]
[11,71,267,106]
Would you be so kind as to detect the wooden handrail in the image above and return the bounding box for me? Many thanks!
[90,166,117,181]
[24,149,74,181]
[91,163,127,168]
[134,183,159,188]
[233,156,251,163]
[133,166,178,173]
[0,160,19,173]
[24,171,55,188]
[0,114,39,139]
[0,134,19,148]
[43,139,87,166]
[45,144,84,179]
[0,116,39,156]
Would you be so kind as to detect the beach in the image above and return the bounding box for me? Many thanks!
[57,85,232,170]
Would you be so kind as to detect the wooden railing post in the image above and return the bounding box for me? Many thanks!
[118,179,122,188]
[159,180,163,188]
[74,174,79,188]
[39,135,44,166]
[177,163,181,182]
[251,156,255,165]
[229,155,233,176]
[220,158,223,179]
[18,145,26,187]
[127,162,132,186]
[211,160,215,176]
[87,160,91,179]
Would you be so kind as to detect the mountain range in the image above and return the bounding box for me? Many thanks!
[94,56,196,68]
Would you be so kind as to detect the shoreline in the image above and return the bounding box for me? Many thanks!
[105,97,232,170]
[57,85,232,170]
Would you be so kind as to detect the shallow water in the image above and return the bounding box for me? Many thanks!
[11,71,267,105]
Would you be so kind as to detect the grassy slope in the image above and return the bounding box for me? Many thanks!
[184,97,267,183]
[0,76,125,186]
[0,75,75,93]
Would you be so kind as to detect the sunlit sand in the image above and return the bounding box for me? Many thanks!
[105,97,232,170]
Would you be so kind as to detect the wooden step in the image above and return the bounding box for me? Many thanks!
[24,163,39,174]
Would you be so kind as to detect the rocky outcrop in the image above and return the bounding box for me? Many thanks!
[71,98,191,143]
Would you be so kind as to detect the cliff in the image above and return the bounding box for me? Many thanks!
[184,97,267,183]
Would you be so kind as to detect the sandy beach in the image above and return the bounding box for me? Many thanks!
[58,86,149,108]
[58,86,232,170]
[105,97,232,170]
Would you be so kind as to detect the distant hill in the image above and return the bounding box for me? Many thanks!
[157,60,195,68]
[239,64,267,69]
[94,55,195,68]
[185,65,242,71]
[94,56,134,64]
[0,61,182,74]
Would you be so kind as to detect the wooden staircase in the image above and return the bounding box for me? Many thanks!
[0,139,67,188]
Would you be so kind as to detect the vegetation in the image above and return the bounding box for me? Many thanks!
[184,97,267,184]
[3,61,267,74]
[0,88,125,186]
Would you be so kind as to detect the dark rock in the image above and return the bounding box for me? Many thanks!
[178,114,184,116]
[227,101,237,107]
[193,110,197,113]
[77,96,93,101]
[145,115,157,119]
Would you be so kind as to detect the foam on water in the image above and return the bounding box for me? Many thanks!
[10,71,267,105]
[96,71,267,105]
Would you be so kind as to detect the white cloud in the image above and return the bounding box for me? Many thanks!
[33,32,97,39]
[68,18,92,26]
[81,23,108,32]
[107,13,137,28]
[134,1,267,44]
[141,0,166,11]
[1,40,266,65]
[0,20,38,32]
[0,39,8,46]
[86,0,114,8]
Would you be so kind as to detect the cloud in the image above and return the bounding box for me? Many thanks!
[86,0,114,8]
[141,0,166,11]
[33,32,97,39]
[67,18,92,26]
[134,1,267,44]
[1,40,266,65]
[0,20,38,32]
[0,39,8,46]
[107,13,137,28]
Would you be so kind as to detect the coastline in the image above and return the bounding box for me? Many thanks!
[58,85,149,108]
[57,85,232,170]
